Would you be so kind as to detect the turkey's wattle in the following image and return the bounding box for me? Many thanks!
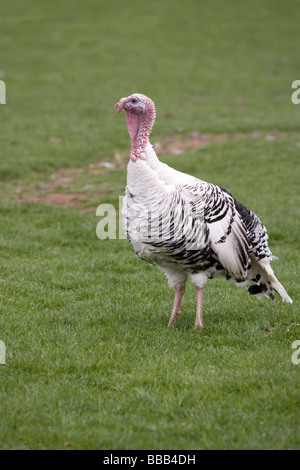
[116,94,156,162]
[116,93,293,330]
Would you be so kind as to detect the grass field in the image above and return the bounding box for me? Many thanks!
[0,0,299,450]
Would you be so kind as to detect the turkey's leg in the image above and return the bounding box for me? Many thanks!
[194,287,204,330]
[168,282,186,326]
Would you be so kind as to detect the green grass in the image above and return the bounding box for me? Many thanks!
[0,0,299,450]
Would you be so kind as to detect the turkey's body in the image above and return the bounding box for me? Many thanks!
[117,93,292,330]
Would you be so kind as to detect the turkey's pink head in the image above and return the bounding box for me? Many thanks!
[116,93,156,162]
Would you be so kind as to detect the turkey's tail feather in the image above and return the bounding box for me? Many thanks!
[246,257,293,303]
[248,282,275,300]
[269,276,293,303]
[233,256,293,303]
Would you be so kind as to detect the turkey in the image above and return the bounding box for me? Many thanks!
[116,93,293,330]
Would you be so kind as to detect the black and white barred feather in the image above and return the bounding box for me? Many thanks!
[123,143,292,303]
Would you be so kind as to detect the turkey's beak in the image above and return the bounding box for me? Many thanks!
[115,97,129,113]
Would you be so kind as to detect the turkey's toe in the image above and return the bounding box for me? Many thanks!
[193,322,204,331]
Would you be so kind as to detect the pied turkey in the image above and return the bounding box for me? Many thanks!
[116,93,292,330]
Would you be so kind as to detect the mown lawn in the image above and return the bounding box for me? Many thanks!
[0,0,299,450]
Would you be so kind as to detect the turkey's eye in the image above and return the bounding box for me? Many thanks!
[131,98,137,103]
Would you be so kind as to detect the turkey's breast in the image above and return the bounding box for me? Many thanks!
[122,180,225,276]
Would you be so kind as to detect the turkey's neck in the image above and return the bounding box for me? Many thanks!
[125,109,155,160]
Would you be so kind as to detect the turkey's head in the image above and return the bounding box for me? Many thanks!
[116,93,156,162]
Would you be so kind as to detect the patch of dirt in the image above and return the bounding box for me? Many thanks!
[35,177,74,191]
[17,192,97,210]
[15,130,277,210]
[153,131,264,156]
